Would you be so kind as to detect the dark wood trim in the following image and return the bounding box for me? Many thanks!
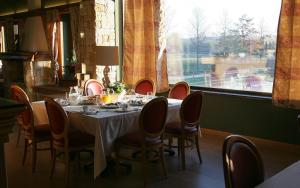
[0,2,80,20]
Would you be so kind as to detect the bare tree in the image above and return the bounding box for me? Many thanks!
[216,11,232,56]
[189,6,207,72]
[232,14,257,53]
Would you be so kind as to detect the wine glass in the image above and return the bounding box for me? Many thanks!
[146,91,153,100]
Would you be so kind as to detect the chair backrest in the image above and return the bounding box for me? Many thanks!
[134,78,156,95]
[84,79,104,96]
[10,85,34,137]
[45,98,69,148]
[222,135,264,188]
[168,81,190,100]
[180,91,203,128]
[139,97,168,138]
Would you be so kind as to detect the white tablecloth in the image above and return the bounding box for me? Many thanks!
[65,99,181,179]
[255,160,300,188]
[31,98,181,179]
[31,101,49,125]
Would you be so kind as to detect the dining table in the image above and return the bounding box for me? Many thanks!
[31,96,182,179]
[255,160,300,188]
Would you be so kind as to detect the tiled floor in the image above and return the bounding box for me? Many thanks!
[5,128,300,188]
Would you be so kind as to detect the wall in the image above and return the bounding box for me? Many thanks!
[79,0,96,76]
[200,91,300,144]
[79,0,116,79]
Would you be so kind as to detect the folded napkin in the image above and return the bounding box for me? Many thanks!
[63,105,83,112]
[167,98,182,105]
[113,107,139,113]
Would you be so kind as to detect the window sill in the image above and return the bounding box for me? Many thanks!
[190,86,272,100]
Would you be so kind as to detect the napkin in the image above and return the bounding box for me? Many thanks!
[63,106,83,112]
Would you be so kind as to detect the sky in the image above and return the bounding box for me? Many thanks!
[166,0,282,37]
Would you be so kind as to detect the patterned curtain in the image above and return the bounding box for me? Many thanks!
[273,0,300,108]
[0,21,4,52]
[42,10,60,84]
[123,0,169,92]
[70,5,81,73]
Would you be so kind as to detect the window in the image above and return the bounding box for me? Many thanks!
[165,0,281,93]
[60,14,76,80]
[0,26,5,75]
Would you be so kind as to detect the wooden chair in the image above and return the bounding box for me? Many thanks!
[222,135,264,188]
[10,85,52,173]
[168,81,190,100]
[165,91,203,170]
[115,97,168,186]
[83,79,105,96]
[134,78,156,95]
[44,98,94,185]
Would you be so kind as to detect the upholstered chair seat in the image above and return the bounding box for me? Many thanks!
[10,85,52,173]
[45,98,95,186]
[52,131,94,148]
[165,122,197,134]
[115,97,168,186]
[34,126,52,140]
[116,132,161,147]
[164,91,203,170]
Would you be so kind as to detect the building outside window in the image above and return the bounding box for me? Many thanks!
[165,0,281,93]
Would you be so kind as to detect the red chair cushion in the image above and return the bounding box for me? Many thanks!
[169,84,189,100]
[117,132,161,147]
[135,81,154,95]
[165,122,197,134]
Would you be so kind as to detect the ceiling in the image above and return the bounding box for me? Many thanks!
[0,0,81,16]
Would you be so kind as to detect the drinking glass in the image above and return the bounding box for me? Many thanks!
[146,91,153,100]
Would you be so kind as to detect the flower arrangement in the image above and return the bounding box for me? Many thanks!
[108,81,127,94]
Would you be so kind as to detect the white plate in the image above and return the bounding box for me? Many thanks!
[100,104,119,109]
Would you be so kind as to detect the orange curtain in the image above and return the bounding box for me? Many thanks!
[123,0,169,92]
[273,0,300,108]
[42,10,60,84]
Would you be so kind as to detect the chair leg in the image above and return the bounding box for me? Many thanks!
[50,149,56,179]
[32,141,37,173]
[77,152,81,170]
[180,137,186,170]
[142,149,147,187]
[168,137,173,149]
[50,140,53,159]
[22,139,28,165]
[16,126,21,147]
[177,137,181,156]
[195,135,202,164]
[64,152,70,187]
[159,147,167,179]
[115,145,121,176]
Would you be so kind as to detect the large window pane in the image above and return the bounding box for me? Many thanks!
[165,0,281,93]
